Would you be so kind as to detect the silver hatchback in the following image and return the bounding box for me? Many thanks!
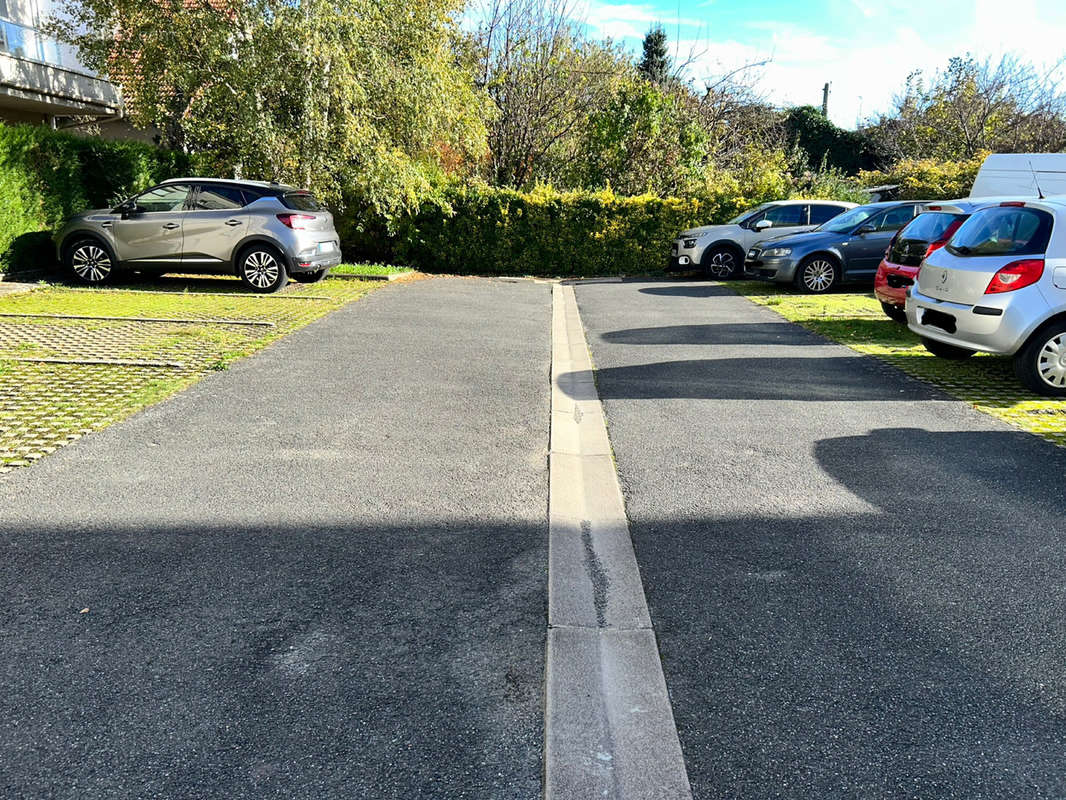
[906,198,1066,394]
[54,178,342,292]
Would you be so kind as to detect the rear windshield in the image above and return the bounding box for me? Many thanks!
[281,191,324,211]
[946,206,1052,257]
[899,212,968,243]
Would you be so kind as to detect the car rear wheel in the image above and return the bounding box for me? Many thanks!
[292,269,329,284]
[66,238,114,286]
[921,336,974,360]
[794,256,837,293]
[703,246,740,280]
[880,301,907,323]
[238,246,288,293]
[1014,322,1066,396]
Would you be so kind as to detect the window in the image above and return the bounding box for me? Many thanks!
[281,192,323,211]
[194,185,246,210]
[135,184,191,213]
[947,207,1053,257]
[810,204,845,225]
[761,204,805,226]
[874,205,917,231]
[817,205,879,233]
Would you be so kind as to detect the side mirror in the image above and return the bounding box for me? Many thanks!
[856,224,876,235]
[753,219,773,231]
[118,202,143,220]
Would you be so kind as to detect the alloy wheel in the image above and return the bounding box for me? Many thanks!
[243,250,280,289]
[71,244,112,283]
[707,251,736,278]
[1037,333,1066,388]
[802,260,835,292]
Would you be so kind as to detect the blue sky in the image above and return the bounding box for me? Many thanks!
[577,0,1066,129]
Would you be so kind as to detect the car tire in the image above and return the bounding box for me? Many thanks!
[65,237,115,286]
[292,268,329,284]
[921,336,975,360]
[880,301,907,323]
[702,246,741,280]
[238,245,288,293]
[793,256,838,293]
[1013,321,1066,396]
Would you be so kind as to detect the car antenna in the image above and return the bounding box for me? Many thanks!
[1029,159,1046,199]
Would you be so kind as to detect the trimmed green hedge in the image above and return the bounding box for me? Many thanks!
[384,185,745,277]
[0,124,189,272]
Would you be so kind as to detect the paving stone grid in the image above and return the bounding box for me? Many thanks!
[0,276,378,473]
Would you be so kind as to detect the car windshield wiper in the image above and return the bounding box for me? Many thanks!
[952,244,972,255]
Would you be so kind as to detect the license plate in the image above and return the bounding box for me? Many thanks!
[317,241,336,253]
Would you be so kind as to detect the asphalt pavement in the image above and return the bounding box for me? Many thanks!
[0,277,550,799]
[574,280,1066,799]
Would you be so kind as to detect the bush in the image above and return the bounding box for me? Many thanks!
[857,153,986,201]
[0,124,189,272]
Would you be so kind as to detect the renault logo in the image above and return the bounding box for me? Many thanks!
[939,272,948,284]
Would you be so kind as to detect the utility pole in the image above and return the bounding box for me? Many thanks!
[821,82,831,117]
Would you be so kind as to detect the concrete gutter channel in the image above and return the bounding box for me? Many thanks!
[546,282,692,799]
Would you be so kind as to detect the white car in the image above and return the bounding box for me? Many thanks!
[906,197,1066,395]
[669,199,856,279]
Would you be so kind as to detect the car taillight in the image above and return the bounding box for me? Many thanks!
[985,259,1044,294]
[276,213,315,230]
[924,220,965,259]
[923,240,946,258]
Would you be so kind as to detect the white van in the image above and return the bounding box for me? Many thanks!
[970,153,1066,198]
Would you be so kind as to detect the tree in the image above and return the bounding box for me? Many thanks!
[864,55,1066,162]
[49,0,490,214]
[471,0,628,187]
[783,105,881,174]
[637,25,670,85]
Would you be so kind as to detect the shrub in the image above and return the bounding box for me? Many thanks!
[0,124,189,272]
[857,153,986,201]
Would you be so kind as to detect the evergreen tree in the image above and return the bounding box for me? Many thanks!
[637,25,670,85]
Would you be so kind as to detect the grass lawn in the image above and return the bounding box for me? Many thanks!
[728,280,1066,447]
[332,263,413,277]
[0,273,385,472]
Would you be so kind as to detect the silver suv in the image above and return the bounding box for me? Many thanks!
[906,198,1066,395]
[669,199,856,278]
[54,178,342,293]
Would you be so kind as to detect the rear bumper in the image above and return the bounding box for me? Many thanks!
[289,253,342,273]
[874,260,918,306]
[905,285,1041,355]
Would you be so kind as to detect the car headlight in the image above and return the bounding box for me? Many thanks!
[682,238,697,249]
[763,247,792,257]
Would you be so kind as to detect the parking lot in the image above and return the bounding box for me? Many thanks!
[0,274,382,472]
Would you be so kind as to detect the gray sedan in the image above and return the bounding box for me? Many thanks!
[745,201,925,292]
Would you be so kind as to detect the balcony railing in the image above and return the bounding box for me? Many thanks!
[0,17,89,75]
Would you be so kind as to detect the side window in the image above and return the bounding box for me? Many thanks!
[876,206,916,231]
[194,185,246,210]
[810,204,845,225]
[762,204,805,226]
[135,184,191,213]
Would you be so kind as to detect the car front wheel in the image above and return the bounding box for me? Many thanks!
[703,246,740,280]
[66,238,114,286]
[238,246,288,293]
[921,336,974,360]
[794,256,837,293]
[1014,322,1066,396]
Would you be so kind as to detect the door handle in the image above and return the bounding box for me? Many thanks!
[162,222,180,230]
[101,221,112,228]
[225,219,243,227]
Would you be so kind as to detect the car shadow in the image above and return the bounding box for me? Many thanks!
[637,284,735,298]
[562,357,944,401]
[600,322,826,347]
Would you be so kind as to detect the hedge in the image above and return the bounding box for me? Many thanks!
[379,185,753,277]
[857,153,986,202]
[0,124,189,272]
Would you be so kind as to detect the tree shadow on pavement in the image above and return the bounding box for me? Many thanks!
[563,357,944,401]
[600,322,827,347]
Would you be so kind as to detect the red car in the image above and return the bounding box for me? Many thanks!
[874,203,973,322]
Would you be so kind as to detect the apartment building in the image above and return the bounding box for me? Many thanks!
[0,0,127,133]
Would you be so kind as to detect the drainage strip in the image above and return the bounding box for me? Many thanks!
[545,282,692,800]
[4,356,184,368]
[0,312,274,327]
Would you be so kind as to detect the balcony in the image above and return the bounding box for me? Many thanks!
[0,17,120,119]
